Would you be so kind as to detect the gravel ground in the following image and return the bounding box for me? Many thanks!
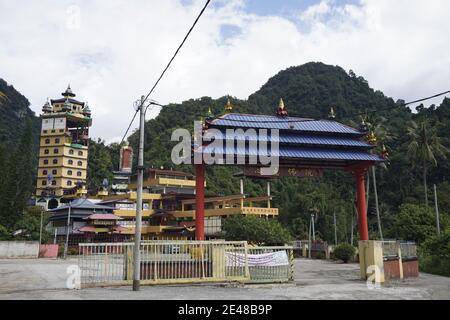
[0,257,449,300]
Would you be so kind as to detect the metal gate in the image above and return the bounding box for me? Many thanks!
[78,241,294,288]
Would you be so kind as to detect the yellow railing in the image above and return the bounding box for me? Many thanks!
[113,209,156,218]
[173,207,278,218]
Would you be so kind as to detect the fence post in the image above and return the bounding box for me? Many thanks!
[244,242,250,280]
[289,248,295,282]
[397,241,404,280]
[126,245,133,281]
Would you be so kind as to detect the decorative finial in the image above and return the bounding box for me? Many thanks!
[359,116,369,133]
[83,102,91,117]
[62,84,75,98]
[42,99,52,113]
[381,144,389,159]
[62,98,71,112]
[276,98,288,117]
[367,131,377,144]
[206,107,213,119]
[328,107,336,119]
[225,97,233,113]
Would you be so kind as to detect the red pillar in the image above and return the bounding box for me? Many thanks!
[355,168,369,241]
[195,164,205,240]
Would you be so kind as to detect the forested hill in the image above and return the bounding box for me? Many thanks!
[128,62,413,170]
[126,62,449,243]
[0,79,40,147]
[0,62,449,246]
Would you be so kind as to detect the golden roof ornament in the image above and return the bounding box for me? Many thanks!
[225,97,233,113]
[206,107,213,119]
[367,131,377,144]
[277,98,288,117]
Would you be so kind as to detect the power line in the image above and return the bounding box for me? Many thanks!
[343,90,450,119]
[207,90,450,125]
[119,0,212,145]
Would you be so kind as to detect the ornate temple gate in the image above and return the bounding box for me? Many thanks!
[192,102,386,280]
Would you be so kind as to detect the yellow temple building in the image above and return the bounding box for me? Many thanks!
[35,85,92,209]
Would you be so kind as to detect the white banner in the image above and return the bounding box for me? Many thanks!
[225,251,289,267]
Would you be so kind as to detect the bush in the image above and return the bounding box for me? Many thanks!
[419,229,450,277]
[315,251,326,260]
[393,204,443,245]
[333,243,355,263]
[0,224,10,240]
[222,215,292,246]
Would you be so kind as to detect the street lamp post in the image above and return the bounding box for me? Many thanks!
[132,97,164,292]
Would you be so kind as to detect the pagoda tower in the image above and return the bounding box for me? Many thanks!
[35,85,92,209]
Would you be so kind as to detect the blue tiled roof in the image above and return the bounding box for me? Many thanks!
[211,114,362,135]
[201,112,384,166]
[201,145,382,162]
[215,131,372,148]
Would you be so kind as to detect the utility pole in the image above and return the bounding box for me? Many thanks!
[39,207,44,246]
[372,167,383,240]
[434,184,441,235]
[311,214,315,241]
[308,217,312,259]
[333,210,337,245]
[63,201,72,259]
[133,95,146,292]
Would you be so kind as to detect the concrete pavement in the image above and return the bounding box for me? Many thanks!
[0,258,449,300]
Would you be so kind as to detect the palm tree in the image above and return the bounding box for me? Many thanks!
[407,120,449,206]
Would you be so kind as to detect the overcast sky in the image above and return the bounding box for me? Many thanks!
[1,0,449,142]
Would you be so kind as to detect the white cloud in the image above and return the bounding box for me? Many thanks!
[0,0,449,142]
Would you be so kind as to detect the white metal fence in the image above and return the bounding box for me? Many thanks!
[399,242,418,260]
[382,240,417,260]
[246,246,294,283]
[78,241,294,288]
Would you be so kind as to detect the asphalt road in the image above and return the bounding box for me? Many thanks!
[0,257,449,300]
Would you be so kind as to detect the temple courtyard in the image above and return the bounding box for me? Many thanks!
[0,258,448,300]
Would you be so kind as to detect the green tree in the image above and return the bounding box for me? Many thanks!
[0,224,10,240]
[13,206,51,242]
[0,120,34,229]
[87,138,115,192]
[393,204,444,244]
[407,120,449,206]
[419,228,450,277]
[222,215,292,245]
